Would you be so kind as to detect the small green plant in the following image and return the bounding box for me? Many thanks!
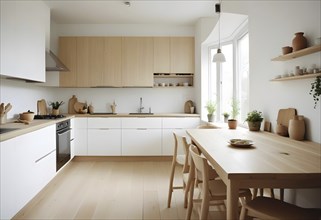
[231,99,240,119]
[223,112,230,117]
[309,76,321,109]
[245,110,263,122]
[205,100,216,115]
[49,101,64,110]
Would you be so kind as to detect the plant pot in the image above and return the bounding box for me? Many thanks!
[207,114,214,122]
[228,119,237,129]
[248,121,262,131]
[52,108,60,116]
[224,116,229,123]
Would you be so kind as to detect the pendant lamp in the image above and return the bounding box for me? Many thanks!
[213,3,226,63]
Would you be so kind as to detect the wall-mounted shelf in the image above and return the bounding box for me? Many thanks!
[270,73,321,82]
[153,73,194,87]
[271,44,321,61]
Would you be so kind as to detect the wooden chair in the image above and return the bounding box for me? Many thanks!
[240,196,321,220]
[167,132,190,208]
[186,145,252,220]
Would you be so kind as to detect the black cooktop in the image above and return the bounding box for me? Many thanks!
[34,114,66,120]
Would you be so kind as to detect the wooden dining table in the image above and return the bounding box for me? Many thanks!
[186,128,321,219]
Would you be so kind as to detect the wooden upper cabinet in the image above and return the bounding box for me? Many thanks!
[170,37,195,73]
[77,37,106,87]
[154,37,170,73]
[59,37,77,87]
[122,37,154,87]
[103,37,122,87]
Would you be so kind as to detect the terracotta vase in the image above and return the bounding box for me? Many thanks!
[288,115,305,141]
[292,32,307,52]
[228,119,237,129]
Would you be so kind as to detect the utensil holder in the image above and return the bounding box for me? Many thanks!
[0,114,7,124]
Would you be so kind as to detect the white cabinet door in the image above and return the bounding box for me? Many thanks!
[88,129,121,155]
[122,129,162,156]
[73,118,88,156]
[87,118,121,156]
[162,117,200,155]
[0,1,49,82]
[70,118,75,159]
[0,125,56,220]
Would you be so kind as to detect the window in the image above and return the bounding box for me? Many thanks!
[208,32,249,122]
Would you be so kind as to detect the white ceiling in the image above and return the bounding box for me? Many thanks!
[44,0,218,26]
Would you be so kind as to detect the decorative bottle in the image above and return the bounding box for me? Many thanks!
[292,32,307,51]
[288,115,305,141]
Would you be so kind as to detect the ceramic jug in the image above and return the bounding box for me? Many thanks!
[288,115,305,141]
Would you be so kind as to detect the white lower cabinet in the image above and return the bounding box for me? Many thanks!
[73,118,88,155]
[122,118,162,156]
[0,125,56,219]
[162,117,200,155]
[87,118,121,155]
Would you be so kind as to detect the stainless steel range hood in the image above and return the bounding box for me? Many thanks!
[46,50,69,71]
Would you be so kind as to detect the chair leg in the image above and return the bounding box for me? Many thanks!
[186,178,195,220]
[252,188,258,199]
[270,188,275,198]
[259,188,264,196]
[184,174,192,208]
[167,160,176,208]
[239,206,248,220]
[280,188,284,201]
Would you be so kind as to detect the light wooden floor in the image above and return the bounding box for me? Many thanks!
[13,158,226,220]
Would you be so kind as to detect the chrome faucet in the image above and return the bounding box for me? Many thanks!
[138,97,144,113]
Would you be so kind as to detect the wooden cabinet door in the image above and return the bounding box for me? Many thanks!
[154,37,170,73]
[170,37,195,73]
[59,37,77,87]
[103,37,122,87]
[77,37,104,87]
[122,37,154,87]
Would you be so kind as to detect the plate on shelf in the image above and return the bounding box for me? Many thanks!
[228,139,253,147]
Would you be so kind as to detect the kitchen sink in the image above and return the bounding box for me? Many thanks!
[0,128,20,134]
[128,113,154,115]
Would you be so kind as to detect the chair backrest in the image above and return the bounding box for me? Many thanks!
[173,132,190,173]
[189,145,210,188]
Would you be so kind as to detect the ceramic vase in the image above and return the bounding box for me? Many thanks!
[292,32,307,51]
[288,115,305,141]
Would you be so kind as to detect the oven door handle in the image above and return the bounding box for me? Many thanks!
[57,128,71,135]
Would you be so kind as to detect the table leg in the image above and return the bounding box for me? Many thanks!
[227,180,239,220]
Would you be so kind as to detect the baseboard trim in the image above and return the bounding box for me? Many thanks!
[72,156,172,162]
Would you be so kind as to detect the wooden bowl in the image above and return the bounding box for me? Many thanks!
[20,112,35,122]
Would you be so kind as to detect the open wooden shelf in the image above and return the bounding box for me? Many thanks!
[153,73,194,78]
[270,72,321,81]
[271,44,321,61]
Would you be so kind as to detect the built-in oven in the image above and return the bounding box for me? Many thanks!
[56,119,71,171]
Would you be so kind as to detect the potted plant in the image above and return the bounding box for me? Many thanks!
[228,99,239,129]
[223,112,230,123]
[205,100,216,122]
[245,110,263,131]
[49,101,64,115]
[309,75,321,109]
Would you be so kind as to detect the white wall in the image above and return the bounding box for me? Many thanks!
[221,1,321,143]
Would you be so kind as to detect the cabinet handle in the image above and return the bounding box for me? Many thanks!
[70,138,75,141]
[137,128,147,130]
[35,149,55,163]
[99,128,110,130]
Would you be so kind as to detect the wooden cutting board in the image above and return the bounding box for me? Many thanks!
[68,95,78,114]
[277,108,296,127]
[37,99,47,115]
[184,100,194,113]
